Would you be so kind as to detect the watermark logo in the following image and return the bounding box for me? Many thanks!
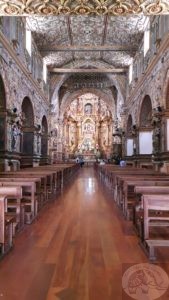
[122,263,169,300]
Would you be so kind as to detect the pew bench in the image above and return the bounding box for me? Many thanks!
[0,191,21,256]
[133,186,169,237]
[0,178,42,223]
[146,239,169,260]
[120,178,169,220]
[142,194,169,260]
[0,186,22,234]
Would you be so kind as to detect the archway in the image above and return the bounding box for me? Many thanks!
[139,95,152,128]
[21,97,34,157]
[139,95,153,155]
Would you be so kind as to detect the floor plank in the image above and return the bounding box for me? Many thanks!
[0,167,169,300]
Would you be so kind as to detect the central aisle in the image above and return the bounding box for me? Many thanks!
[0,167,161,300]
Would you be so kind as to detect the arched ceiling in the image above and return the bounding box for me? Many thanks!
[60,88,116,118]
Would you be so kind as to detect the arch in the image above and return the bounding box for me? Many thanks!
[0,74,6,151]
[60,88,115,119]
[41,115,48,157]
[21,97,34,127]
[50,61,125,115]
[139,95,152,128]
[21,97,34,155]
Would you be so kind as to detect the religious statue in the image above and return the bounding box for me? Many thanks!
[153,127,161,154]
[11,123,21,151]
[84,103,92,115]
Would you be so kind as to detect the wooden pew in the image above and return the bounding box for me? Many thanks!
[0,173,47,206]
[0,195,14,256]
[142,194,169,260]
[122,178,169,219]
[134,186,169,238]
[0,186,22,227]
[0,179,41,224]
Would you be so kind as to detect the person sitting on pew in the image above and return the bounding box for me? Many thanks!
[120,159,126,167]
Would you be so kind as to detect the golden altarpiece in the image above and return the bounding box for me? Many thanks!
[62,93,113,161]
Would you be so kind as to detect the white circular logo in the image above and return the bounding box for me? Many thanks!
[122,263,169,300]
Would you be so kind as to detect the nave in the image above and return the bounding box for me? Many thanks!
[0,167,169,300]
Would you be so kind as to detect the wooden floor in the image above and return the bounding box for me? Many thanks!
[0,167,169,300]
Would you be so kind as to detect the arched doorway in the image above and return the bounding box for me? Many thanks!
[139,95,153,155]
[21,97,34,166]
[41,115,48,164]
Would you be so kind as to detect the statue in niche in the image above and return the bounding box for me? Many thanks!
[153,127,161,154]
[37,134,40,154]
[113,135,121,144]
[11,123,21,152]
[84,103,92,115]
[71,137,74,146]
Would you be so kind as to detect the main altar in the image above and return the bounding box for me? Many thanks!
[63,93,113,160]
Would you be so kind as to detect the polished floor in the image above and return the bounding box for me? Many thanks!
[0,167,169,300]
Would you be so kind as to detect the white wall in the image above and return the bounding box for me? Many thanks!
[127,138,133,156]
[139,131,153,154]
[167,119,169,151]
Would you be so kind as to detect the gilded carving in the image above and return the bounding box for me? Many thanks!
[0,0,168,15]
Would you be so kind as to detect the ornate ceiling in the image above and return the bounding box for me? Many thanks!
[27,15,147,68]
[0,0,168,15]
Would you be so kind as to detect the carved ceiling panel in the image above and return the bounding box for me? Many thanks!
[105,16,146,47]
[74,51,101,61]
[70,16,105,45]
[43,52,73,67]
[0,0,168,15]
[27,15,147,68]
[27,16,70,48]
[103,51,133,67]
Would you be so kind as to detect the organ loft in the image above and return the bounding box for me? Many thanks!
[0,7,169,300]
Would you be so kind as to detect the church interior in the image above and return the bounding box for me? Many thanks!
[0,6,169,300]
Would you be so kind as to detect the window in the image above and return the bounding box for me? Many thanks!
[43,60,47,83]
[26,27,32,56]
[129,63,133,84]
[144,19,150,56]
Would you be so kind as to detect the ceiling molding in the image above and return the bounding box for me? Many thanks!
[40,45,137,52]
[0,0,168,16]
[49,68,127,73]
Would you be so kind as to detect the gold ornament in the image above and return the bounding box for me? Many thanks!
[0,0,168,15]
